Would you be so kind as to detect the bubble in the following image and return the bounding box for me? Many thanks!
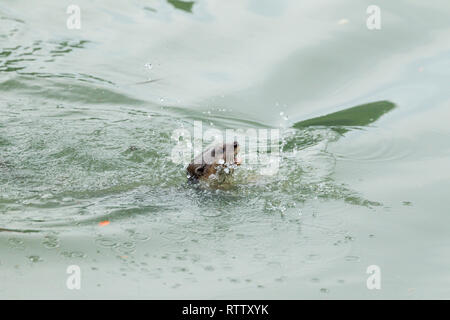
[28,255,43,263]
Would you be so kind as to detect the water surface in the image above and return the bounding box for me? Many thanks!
[1,0,450,299]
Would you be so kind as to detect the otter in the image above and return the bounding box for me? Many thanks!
[187,141,241,184]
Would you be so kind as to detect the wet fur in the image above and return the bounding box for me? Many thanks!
[187,141,240,184]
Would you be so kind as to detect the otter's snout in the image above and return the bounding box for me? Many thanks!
[186,141,241,183]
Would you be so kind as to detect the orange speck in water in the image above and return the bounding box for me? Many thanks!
[99,220,110,226]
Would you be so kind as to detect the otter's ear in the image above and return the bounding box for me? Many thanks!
[195,165,206,176]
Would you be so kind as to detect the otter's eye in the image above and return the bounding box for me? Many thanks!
[195,166,205,175]
[211,149,215,157]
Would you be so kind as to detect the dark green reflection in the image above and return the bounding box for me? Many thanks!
[167,0,194,13]
[293,100,396,131]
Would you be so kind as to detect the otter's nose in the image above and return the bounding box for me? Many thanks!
[233,141,238,149]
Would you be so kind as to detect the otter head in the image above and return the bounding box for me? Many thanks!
[187,141,241,183]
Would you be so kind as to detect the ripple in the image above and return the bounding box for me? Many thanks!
[60,251,86,259]
[8,238,25,249]
[42,235,60,249]
[344,255,360,262]
[113,241,137,254]
[128,231,150,242]
[161,230,188,242]
[95,238,118,248]
[332,128,413,163]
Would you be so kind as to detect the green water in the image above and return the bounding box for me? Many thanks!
[1,0,449,299]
